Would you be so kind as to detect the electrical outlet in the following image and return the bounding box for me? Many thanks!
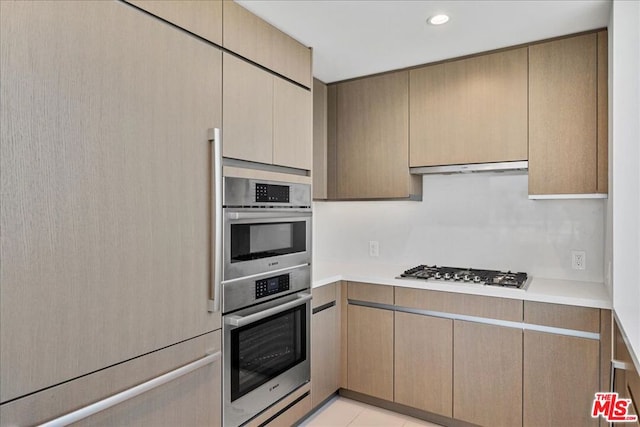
[369,240,379,257]
[572,251,586,270]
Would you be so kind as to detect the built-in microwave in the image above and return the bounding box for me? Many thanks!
[223,177,311,281]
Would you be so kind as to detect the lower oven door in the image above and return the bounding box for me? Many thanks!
[223,292,311,427]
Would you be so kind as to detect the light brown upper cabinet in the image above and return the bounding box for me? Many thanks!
[529,31,608,196]
[1,0,221,403]
[223,53,312,170]
[223,53,273,164]
[273,77,313,170]
[410,48,528,167]
[126,0,222,45]
[223,0,311,88]
[313,78,329,199]
[333,71,422,199]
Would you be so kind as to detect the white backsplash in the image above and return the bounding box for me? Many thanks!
[313,173,605,282]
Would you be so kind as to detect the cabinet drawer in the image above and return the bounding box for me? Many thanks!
[245,383,311,427]
[0,331,221,426]
[524,301,600,332]
[312,282,338,309]
[347,282,394,305]
[395,287,522,322]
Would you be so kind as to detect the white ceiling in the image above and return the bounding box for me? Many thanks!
[236,0,612,83]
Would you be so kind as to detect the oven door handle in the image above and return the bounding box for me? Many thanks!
[225,293,312,327]
[226,211,311,221]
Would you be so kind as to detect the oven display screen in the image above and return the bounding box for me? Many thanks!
[255,274,290,299]
[255,183,289,203]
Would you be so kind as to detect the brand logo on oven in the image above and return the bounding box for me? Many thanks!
[269,383,280,392]
[269,262,279,267]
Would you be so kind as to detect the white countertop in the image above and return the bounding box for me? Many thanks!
[312,261,612,309]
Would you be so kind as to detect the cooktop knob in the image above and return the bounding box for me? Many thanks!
[444,272,452,280]
[463,274,471,281]
[473,276,482,283]
[434,272,442,279]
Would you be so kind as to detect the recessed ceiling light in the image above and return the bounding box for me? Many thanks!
[428,14,450,25]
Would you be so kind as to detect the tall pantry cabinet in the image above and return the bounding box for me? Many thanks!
[0,1,222,425]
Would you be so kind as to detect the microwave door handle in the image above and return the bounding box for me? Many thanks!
[225,293,312,327]
[208,128,222,313]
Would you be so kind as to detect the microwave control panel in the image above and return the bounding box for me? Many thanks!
[255,183,290,203]
[255,274,290,299]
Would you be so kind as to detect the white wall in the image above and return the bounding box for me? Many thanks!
[315,173,605,282]
[611,0,640,365]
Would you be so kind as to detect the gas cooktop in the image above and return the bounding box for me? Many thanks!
[398,265,530,290]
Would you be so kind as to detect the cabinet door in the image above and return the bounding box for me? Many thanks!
[273,77,312,170]
[523,331,599,427]
[0,0,221,403]
[313,78,329,199]
[336,71,419,199]
[222,53,274,164]
[347,305,394,401]
[395,312,453,417]
[0,331,221,427]
[597,30,609,194]
[126,0,222,45]
[410,48,528,167]
[453,321,522,427]
[312,305,339,407]
[222,0,311,88]
[529,33,599,195]
[311,284,340,408]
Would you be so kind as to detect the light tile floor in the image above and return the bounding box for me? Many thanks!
[300,396,442,427]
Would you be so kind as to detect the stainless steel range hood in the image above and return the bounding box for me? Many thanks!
[410,160,528,175]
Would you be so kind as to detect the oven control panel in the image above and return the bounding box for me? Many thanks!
[255,274,290,299]
[255,183,290,203]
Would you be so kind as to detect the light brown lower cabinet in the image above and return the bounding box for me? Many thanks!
[523,330,599,427]
[611,320,640,427]
[0,330,222,427]
[344,284,609,427]
[453,320,523,427]
[311,284,341,408]
[394,312,453,417]
[347,304,394,401]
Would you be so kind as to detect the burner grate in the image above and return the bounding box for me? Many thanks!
[400,265,528,289]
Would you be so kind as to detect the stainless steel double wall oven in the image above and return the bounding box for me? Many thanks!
[222,177,311,427]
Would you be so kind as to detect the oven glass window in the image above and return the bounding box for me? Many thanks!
[231,221,306,263]
[230,304,306,402]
